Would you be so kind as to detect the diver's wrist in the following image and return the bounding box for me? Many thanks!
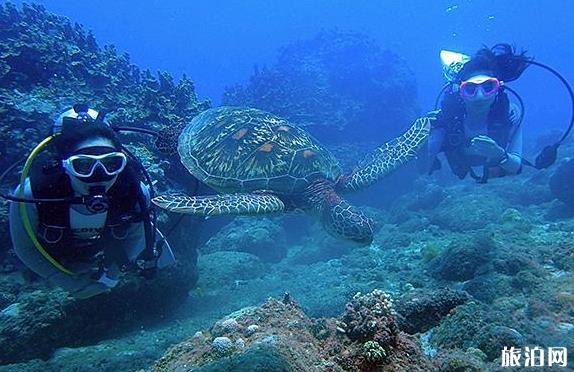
[497,150,509,165]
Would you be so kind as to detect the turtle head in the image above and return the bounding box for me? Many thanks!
[322,199,374,245]
[304,180,374,245]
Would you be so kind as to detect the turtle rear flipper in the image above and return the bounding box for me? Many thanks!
[152,193,285,216]
[341,116,433,192]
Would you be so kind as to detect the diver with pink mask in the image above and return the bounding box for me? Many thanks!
[425,44,531,182]
[421,42,574,183]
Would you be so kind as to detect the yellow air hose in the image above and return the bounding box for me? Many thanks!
[18,135,75,275]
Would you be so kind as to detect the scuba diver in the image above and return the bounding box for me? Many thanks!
[425,43,574,183]
[6,104,176,299]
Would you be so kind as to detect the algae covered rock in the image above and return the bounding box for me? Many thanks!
[475,325,525,361]
[550,157,574,207]
[429,234,495,282]
[394,288,470,334]
[430,191,508,232]
[431,302,489,351]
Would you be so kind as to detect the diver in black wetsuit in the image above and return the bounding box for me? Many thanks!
[8,105,176,298]
[424,44,531,183]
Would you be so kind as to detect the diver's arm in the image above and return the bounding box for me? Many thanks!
[426,124,446,173]
[499,104,524,175]
[112,182,176,269]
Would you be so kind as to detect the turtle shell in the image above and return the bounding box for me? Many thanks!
[178,106,341,195]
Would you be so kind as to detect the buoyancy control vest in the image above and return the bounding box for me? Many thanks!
[29,154,148,269]
[432,91,518,181]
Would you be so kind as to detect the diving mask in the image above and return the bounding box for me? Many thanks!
[63,151,127,178]
[459,76,502,98]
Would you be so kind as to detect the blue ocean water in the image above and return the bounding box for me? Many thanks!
[11,0,574,134]
[1,1,574,370]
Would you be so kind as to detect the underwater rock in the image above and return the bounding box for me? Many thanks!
[430,302,489,351]
[496,172,554,206]
[153,290,433,371]
[435,349,487,372]
[550,157,574,207]
[203,217,288,263]
[405,181,447,212]
[394,288,470,334]
[428,301,526,362]
[475,325,526,361]
[430,191,508,232]
[462,274,515,304]
[429,234,495,282]
[223,30,418,144]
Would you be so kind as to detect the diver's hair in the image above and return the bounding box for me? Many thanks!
[52,120,122,158]
[457,43,532,82]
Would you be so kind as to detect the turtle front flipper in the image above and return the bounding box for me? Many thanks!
[152,193,285,216]
[340,116,433,192]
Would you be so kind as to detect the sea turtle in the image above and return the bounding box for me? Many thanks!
[153,106,431,245]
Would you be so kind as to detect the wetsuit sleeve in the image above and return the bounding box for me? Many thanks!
[500,104,523,174]
[138,182,176,268]
[110,182,175,267]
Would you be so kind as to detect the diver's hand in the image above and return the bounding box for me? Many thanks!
[469,135,506,160]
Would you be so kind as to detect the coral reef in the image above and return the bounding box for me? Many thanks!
[0,3,204,364]
[153,291,432,371]
[430,191,509,231]
[223,30,419,144]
